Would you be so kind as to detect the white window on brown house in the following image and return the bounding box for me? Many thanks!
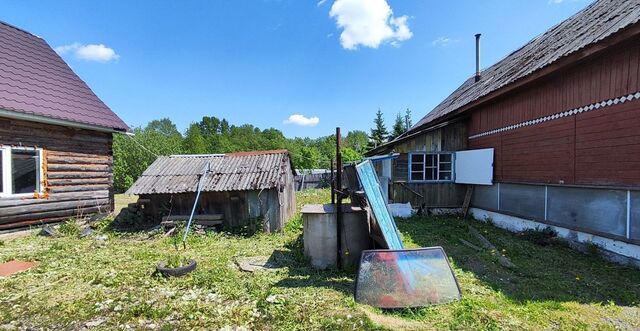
[0,146,43,197]
[409,152,454,182]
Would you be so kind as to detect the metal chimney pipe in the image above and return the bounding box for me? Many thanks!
[475,33,481,82]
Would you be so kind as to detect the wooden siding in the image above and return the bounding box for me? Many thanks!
[575,98,640,185]
[469,39,640,137]
[0,118,113,229]
[387,122,468,207]
[469,37,640,187]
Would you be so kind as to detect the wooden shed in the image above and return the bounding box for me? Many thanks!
[367,0,640,263]
[126,150,296,233]
[0,21,129,230]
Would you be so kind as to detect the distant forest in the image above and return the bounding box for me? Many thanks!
[113,110,411,193]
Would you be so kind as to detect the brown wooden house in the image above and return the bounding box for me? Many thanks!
[0,21,129,230]
[367,0,640,264]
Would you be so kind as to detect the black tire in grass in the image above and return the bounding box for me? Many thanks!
[156,259,197,277]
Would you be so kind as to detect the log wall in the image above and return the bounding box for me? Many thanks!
[0,118,113,229]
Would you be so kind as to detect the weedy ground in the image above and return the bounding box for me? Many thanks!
[0,189,639,330]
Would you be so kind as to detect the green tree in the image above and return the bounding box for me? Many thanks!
[112,118,184,193]
[391,112,405,141]
[183,123,208,154]
[341,147,362,163]
[369,109,388,148]
[404,108,412,130]
[344,130,369,154]
[299,146,322,169]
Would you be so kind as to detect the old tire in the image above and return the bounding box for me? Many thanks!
[156,259,197,277]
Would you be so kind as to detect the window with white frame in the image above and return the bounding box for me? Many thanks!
[409,153,453,182]
[0,146,43,197]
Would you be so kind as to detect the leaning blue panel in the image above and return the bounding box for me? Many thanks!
[355,160,404,249]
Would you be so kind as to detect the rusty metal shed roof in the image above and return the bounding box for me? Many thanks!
[406,0,640,136]
[125,150,293,195]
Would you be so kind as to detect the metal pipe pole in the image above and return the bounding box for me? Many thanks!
[330,157,335,205]
[336,127,343,269]
[475,33,481,82]
[182,161,210,247]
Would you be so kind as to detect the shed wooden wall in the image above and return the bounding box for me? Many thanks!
[386,121,468,207]
[0,118,113,229]
[141,190,266,229]
[469,37,640,187]
[141,186,293,232]
[276,158,296,231]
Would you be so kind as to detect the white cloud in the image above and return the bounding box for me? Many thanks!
[55,43,120,63]
[329,0,412,50]
[431,37,458,47]
[283,114,320,127]
[317,0,327,6]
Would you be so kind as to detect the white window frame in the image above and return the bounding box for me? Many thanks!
[0,146,44,198]
[408,152,455,183]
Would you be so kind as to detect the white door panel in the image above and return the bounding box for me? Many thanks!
[454,148,494,185]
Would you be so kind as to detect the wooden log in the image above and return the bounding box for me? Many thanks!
[0,199,110,217]
[468,225,516,268]
[459,238,483,251]
[0,124,112,144]
[462,186,474,217]
[0,206,105,224]
[47,172,111,179]
[46,151,111,159]
[0,191,110,208]
[0,216,72,230]
[161,219,223,227]
[47,164,111,172]
[47,156,112,165]
[47,178,112,186]
[162,214,224,221]
[48,185,112,193]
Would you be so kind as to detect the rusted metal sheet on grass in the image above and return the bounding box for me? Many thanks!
[355,248,461,308]
[355,160,403,249]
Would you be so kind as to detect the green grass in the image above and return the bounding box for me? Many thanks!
[0,189,639,330]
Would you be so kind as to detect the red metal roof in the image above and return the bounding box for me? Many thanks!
[0,21,129,132]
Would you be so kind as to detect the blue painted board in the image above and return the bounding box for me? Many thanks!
[355,160,404,249]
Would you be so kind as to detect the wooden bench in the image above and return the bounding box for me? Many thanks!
[161,214,224,228]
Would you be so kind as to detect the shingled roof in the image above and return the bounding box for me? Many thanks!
[126,150,294,195]
[406,0,640,137]
[0,21,129,132]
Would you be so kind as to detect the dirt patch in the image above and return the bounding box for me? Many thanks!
[361,308,426,331]
[0,260,38,277]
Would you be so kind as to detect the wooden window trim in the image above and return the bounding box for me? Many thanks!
[0,146,44,198]
[408,152,455,183]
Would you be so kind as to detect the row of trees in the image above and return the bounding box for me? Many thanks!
[369,109,412,149]
[113,109,415,192]
[113,117,370,192]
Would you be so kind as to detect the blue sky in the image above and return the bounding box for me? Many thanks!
[1,0,589,138]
